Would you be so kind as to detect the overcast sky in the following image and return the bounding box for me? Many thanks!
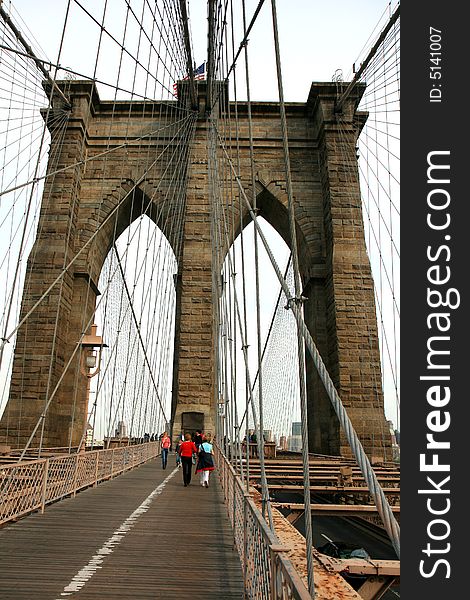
[10,0,395,101]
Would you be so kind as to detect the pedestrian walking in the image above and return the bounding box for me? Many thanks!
[160,431,171,469]
[175,435,183,468]
[178,432,198,486]
[196,433,215,488]
[193,429,203,449]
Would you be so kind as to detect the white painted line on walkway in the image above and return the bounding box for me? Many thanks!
[57,467,178,598]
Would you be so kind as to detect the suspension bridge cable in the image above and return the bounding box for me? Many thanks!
[228,0,252,494]
[17,109,195,457]
[0,113,196,353]
[112,243,167,417]
[270,0,315,591]
[335,3,400,113]
[239,0,273,531]
[1,99,195,450]
[0,1,73,374]
[0,5,70,106]
[218,133,401,558]
[356,8,400,432]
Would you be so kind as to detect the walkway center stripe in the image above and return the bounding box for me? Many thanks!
[57,468,178,598]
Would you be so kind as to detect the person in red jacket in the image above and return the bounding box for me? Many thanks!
[178,432,198,486]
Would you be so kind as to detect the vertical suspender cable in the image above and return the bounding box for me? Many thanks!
[269,0,315,593]
[0,3,72,373]
[206,0,216,114]
[240,0,273,531]
[219,136,401,558]
[178,0,197,109]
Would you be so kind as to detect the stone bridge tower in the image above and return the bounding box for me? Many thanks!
[0,80,392,461]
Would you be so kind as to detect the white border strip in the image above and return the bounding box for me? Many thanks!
[57,468,178,598]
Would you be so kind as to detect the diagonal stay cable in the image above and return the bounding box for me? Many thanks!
[0,115,192,200]
[238,255,291,431]
[217,130,401,559]
[10,110,196,461]
[270,0,315,590]
[73,109,196,447]
[112,243,167,418]
[71,0,183,96]
[0,112,196,356]
[0,43,195,107]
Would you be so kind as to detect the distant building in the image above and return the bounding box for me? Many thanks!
[387,420,400,462]
[263,429,273,442]
[394,429,400,446]
[116,421,127,438]
[85,422,93,447]
[279,435,288,451]
[287,422,302,451]
[291,422,302,436]
[288,436,302,452]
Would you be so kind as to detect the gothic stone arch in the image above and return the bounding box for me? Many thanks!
[215,84,392,460]
[0,81,186,449]
[0,80,392,461]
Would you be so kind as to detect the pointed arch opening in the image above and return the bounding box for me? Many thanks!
[220,214,304,451]
[87,214,177,446]
[217,179,341,457]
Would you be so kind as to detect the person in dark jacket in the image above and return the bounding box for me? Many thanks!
[193,429,203,449]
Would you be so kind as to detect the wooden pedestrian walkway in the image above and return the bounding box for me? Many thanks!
[0,455,245,599]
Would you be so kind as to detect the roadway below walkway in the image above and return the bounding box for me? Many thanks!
[0,454,245,599]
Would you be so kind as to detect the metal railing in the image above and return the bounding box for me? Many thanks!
[0,442,159,525]
[215,445,311,599]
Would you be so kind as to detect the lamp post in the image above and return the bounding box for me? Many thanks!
[78,324,107,451]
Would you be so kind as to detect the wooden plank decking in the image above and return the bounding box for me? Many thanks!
[0,455,244,599]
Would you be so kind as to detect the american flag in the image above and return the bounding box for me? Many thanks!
[173,62,206,96]
[192,62,206,80]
